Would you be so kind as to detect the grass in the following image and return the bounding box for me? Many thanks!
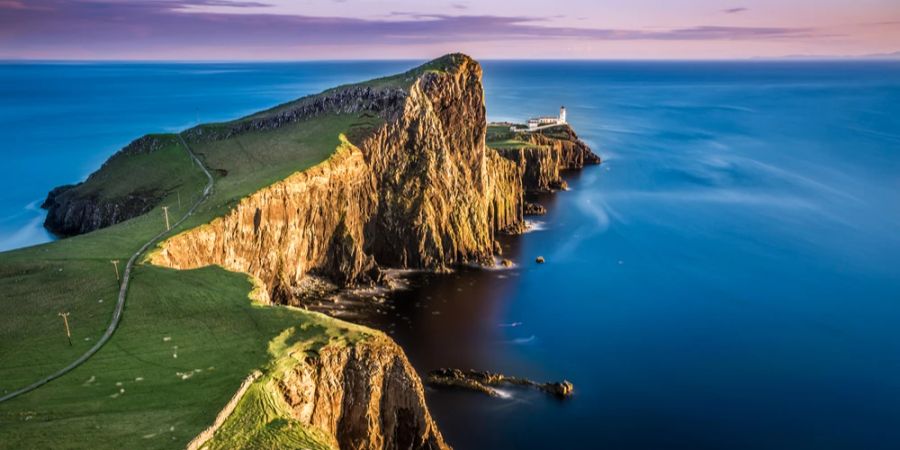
[183,112,382,226]
[242,53,465,123]
[0,69,392,448]
[0,263,369,449]
[62,135,190,201]
[486,124,547,150]
[203,323,375,450]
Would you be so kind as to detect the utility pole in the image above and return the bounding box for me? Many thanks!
[111,260,120,281]
[162,206,170,231]
[177,191,182,209]
[58,312,72,346]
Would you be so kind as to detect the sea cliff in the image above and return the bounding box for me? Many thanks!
[201,332,448,450]
[147,54,535,303]
[38,53,600,449]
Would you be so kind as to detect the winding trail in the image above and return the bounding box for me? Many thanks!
[0,134,214,404]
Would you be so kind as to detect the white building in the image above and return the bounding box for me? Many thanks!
[527,106,567,130]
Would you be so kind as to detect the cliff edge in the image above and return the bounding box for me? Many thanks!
[148,54,529,303]
[202,327,448,450]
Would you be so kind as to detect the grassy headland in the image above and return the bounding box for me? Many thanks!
[0,79,386,449]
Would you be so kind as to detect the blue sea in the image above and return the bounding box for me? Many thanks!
[2,60,899,449]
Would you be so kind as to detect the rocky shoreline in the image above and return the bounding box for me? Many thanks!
[147,54,600,305]
[39,53,600,449]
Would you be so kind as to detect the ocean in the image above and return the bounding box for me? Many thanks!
[2,60,899,449]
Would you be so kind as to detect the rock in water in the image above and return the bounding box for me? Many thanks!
[524,202,547,216]
[427,368,573,399]
[546,380,575,397]
[536,256,545,264]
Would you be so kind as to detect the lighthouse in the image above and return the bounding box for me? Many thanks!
[559,106,567,124]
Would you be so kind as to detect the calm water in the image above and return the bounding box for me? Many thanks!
[3,61,900,449]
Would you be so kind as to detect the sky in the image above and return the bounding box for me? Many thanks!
[0,0,898,60]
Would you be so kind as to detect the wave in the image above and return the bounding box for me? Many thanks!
[524,220,546,233]
[507,335,536,345]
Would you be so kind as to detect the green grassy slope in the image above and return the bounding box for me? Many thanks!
[203,321,373,450]
[486,124,533,149]
[0,74,393,448]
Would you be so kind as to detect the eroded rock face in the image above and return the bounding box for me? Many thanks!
[41,135,169,236]
[361,60,525,268]
[42,186,161,237]
[278,336,449,450]
[495,125,600,193]
[150,54,526,302]
[150,142,378,303]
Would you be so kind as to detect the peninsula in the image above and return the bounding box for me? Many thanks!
[0,53,599,449]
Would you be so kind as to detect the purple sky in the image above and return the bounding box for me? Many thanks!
[1,0,898,60]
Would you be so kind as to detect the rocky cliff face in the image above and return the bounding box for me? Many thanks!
[278,336,448,450]
[495,125,601,193]
[41,135,169,236]
[360,59,524,269]
[150,54,525,303]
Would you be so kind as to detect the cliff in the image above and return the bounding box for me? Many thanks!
[27,54,602,449]
[203,331,448,450]
[491,124,600,193]
[149,54,526,303]
[277,336,447,450]
[41,135,173,236]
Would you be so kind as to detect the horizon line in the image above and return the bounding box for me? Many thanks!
[3,56,899,64]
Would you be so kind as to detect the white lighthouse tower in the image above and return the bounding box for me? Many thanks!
[559,106,567,124]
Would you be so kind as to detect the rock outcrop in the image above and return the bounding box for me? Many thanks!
[41,135,170,236]
[427,368,573,399]
[494,125,600,193]
[278,336,448,450]
[524,202,547,216]
[41,185,161,237]
[150,54,526,303]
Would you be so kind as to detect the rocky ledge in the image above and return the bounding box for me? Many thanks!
[41,54,599,449]
[492,124,601,194]
[41,135,170,236]
[427,368,574,398]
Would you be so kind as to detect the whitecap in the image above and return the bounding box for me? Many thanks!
[508,335,536,345]
[524,220,546,233]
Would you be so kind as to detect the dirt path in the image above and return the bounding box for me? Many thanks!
[0,134,214,404]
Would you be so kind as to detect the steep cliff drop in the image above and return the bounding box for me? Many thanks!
[147,54,531,304]
[41,135,176,236]
[489,124,601,194]
[198,330,448,450]
[39,54,600,449]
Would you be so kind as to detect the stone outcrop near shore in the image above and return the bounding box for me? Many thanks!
[39,53,600,450]
[494,125,600,193]
[427,368,574,398]
[41,135,169,236]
